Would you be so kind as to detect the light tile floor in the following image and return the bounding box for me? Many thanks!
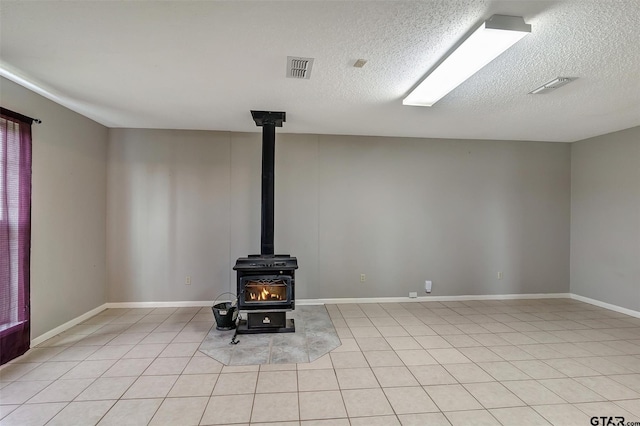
[2,298,640,425]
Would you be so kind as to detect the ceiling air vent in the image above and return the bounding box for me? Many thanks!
[529,77,577,94]
[287,56,314,79]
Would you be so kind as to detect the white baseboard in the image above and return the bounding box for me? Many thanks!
[31,303,108,347]
[298,293,571,305]
[105,301,214,309]
[32,292,637,347]
[570,293,640,319]
[104,293,572,310]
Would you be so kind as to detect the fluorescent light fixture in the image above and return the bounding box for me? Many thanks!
[529,77,577,94]
[403,15,531,107]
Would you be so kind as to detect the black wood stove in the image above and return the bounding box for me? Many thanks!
[233,111,298,334]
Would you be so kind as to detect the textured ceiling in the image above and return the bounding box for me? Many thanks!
[1,0,639,142]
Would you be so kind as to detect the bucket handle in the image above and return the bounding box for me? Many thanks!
[213,292,238,307]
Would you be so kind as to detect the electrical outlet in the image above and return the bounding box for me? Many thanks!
[409,292,418,298]
[185,276,191,285]
[425,280,432,293]
[360,274,366,282]
[498,272,503,280]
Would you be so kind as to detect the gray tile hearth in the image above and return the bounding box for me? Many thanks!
[198,305,341,365]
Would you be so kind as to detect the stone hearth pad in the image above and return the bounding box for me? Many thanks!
[199,305,341,365]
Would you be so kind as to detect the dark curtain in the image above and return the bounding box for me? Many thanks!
[0,108,33,365]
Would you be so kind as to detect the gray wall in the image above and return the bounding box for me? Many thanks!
[0,77,108,338]
[107,129,571,302]
[3,72,634,337]
[107,129,231,302]
[570,126,640,310]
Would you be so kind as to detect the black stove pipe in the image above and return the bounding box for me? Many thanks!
[251,110,286,256]
[260,123,275,255]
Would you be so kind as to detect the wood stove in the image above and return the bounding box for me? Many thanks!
[233,111,298,334]
[234,254,297,333]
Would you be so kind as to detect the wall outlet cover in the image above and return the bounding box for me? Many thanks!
[425,280,432,293]
[409,292,418,298]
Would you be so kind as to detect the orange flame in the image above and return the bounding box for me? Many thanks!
[246,285,284,301]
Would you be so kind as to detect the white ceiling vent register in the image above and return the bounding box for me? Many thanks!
[287,56,314,79]
[529,77,577,94]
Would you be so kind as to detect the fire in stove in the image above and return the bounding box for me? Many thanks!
[245,280,287,302]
